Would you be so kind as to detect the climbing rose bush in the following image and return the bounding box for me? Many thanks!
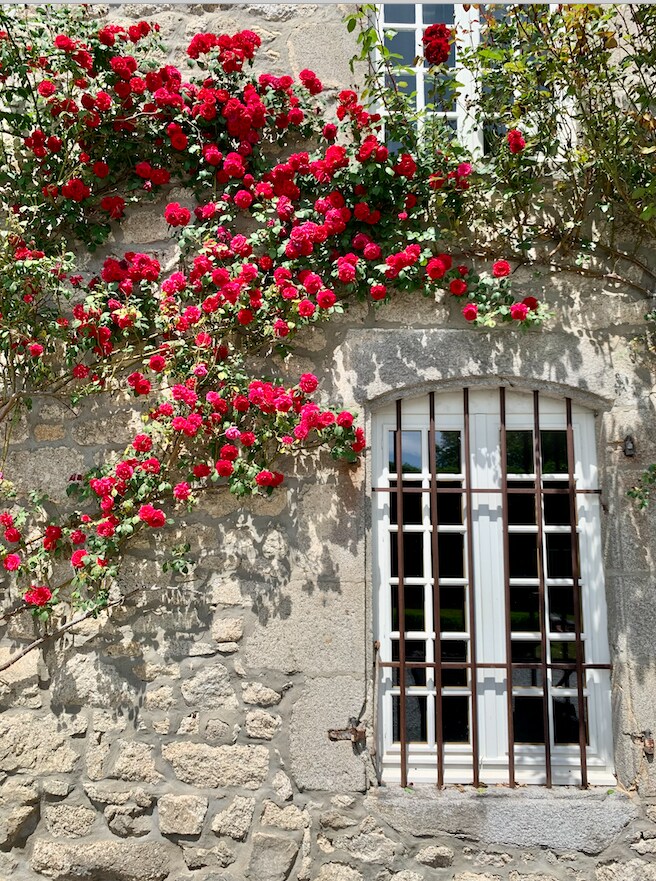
[0,6,545,627]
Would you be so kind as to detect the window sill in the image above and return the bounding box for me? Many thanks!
[367,785,638,855]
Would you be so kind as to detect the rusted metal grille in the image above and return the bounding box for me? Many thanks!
[374,388,611,789]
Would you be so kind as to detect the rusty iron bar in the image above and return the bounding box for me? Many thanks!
[428,392,445,788]
[566,397,589,788]
[372,486,601,494]
[395,399,408,788]
[499,388,516,787]
[463,388,480,786]
[380,661,611,670]
[532,391,553,787]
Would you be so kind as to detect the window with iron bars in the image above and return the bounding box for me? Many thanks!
[373,388,614,787]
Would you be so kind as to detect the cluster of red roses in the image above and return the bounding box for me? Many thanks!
[507,128,526,154]
[422,23,454,67]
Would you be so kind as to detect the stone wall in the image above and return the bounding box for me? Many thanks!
[1,4,656,881]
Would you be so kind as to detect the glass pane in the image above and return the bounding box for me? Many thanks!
[441,639,467,686]
[423,4,455,24]
[510,586,540,632]
[384,3,415,23]
[546,533,573,578]
[544,484,571,525]
[424,74,457,112]
[507,482,536,525]
[507,430,534,475]
[393,694,428,742]
[435,430,461,473]
[389,430,423,473]
[508,533,539,578]
[390,482,424,525]
[551,640,583,663]
[513,696,545,744]
[554,696,588,745]
[385,30,417,66]
[435,481,463,525]
[391,531,424,578]
[512,667,543,688]
[442,695,469,743]
[440,586,466,632]
[548,587,576,633]
[437,532,464,578]
[386,72,417,97]
[511,640,542,662]
[392,640,427,686]
[541,430,568,473]
[391,584,425,632]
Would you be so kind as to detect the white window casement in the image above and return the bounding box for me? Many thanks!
[373,388,614,787]
[376,3,484,153]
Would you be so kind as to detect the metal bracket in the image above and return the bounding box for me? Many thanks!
[328,725,366,744]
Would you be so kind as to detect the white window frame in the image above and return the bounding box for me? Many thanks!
[374,3,484,153]
[373,388,614,787]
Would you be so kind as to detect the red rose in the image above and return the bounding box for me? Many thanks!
[93,161,110,179]
[43,525,62,551]
[449,279,468,296]
[507,128,526,154]
[4,527,20,543]
[193,463,212,479]
[71,549,88,568]
[299,373,318,394]
[370,284,387,301]
[215,459,234,477]
[422,22,453,66]
[3,553,21,571]
[522,296,539,311]
[510,302,529,321]
[164,202,191,227]
[100,196,126,219]
[462,303,478,322]
[173,482,191,501]
[492,260,512,278]
[132,433,152,452]
[24,585,52,606]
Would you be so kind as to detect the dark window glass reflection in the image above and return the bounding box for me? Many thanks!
[391,531,424,578]
[385,30,417,66]
[442,695,470,743]
[384,4,415,23]
[440,586,466,632]
[541,430,568,473]
[507,430,534,474]
[423,4,455,24]
[389,431,423,473]
[391,584,425,633]
[441,639,468,686]
[435,431,461,473]
[509,586,540,632]
[544,482,571,525]
[437,532,464,578]
[507,482,536,525]
[508,533,539,578]
[390,482,424,525]
[392,640,427,686]
[393,694,428,743]
[513,696,545,744]
[548,587,576,633]
[386,72,417,96]
[546,533,573,578]
[554,696,588,745]
[435,481,463,525]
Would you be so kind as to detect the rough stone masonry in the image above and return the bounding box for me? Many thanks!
[1,3,656,881]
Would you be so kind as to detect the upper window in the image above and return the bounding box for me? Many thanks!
[376,3,484,152]
[373,388,613,787]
